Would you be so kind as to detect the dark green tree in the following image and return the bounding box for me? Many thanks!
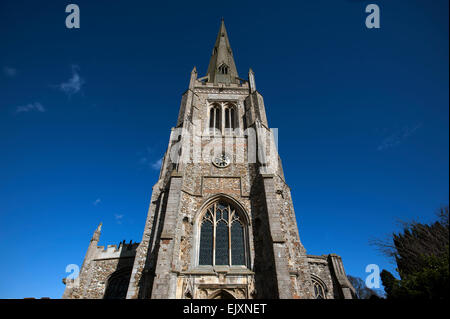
[380,269,402,298]
[373,206,449,299]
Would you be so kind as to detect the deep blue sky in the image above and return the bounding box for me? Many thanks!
[0,0,448,298]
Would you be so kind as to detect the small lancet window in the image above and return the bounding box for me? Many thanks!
[199,220,213,265]
[218,64,229,75]
[209,104,221,134]
[224,103,237,131]
[225,108,230,128]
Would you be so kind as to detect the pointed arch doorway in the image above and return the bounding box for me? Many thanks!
[209,289,236,299]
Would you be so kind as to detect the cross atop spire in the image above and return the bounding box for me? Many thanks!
[206,19,239,84]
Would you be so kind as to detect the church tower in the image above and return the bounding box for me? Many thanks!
[63,20,355,299]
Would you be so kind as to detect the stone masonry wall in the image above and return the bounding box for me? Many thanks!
[65,243,138,299]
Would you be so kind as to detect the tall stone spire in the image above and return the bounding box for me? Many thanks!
[206,19,239,84]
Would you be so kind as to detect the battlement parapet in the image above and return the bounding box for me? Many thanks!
[195,80,249,89]
[93,241,139,260]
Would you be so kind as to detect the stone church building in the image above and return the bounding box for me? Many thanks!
[63,20,355,299]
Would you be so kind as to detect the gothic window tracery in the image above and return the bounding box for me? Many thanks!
[198,200,247,267]
[208,102,238,135]
[312,278,326,299]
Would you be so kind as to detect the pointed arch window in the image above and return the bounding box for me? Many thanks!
[312,278,326,299]
[218,64,229,75]
[224,103,237,131]
[198,201,248,267]
[209,104,221,134]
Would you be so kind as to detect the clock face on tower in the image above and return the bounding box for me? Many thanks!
[212,153,231,168]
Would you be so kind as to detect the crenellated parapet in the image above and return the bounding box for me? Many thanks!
[195,80,249,89]
[93,241,139,260]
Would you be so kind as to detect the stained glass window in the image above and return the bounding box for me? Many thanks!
[231,221,245,265]
[198,201,247,267]
[199,220,213,265]
[217,202,227,212]
[215,221,229,265]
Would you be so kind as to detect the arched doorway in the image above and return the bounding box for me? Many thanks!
[103,268,132,299]
[209,290,236,299]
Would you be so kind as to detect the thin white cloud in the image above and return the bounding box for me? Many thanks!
[58,65,84,96]
[138,147,163,171]
[151,158,163,170]
[3,66,17,77]
[114,214,124,224]
[15,102,46,114]
[377,123,422,151]
[93,198,101,206]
